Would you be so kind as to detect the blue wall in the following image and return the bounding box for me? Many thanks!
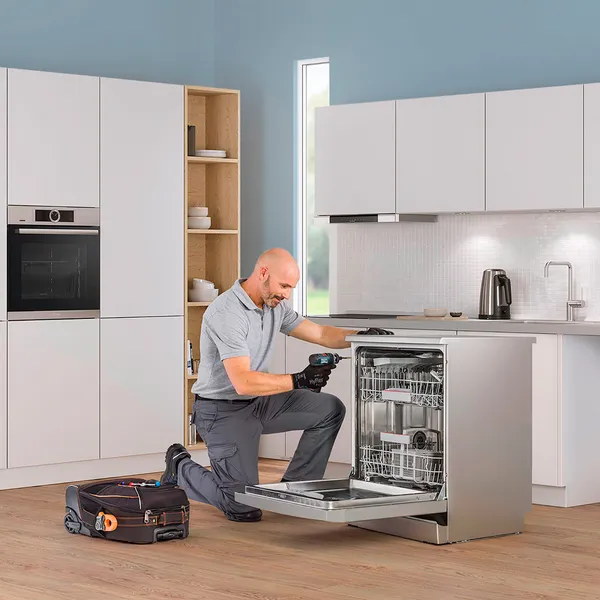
[0,0,215,85]
[214,0,600,275]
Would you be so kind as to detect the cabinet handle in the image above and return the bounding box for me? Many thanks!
[16,228,99,236]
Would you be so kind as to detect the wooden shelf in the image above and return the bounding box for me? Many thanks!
[187,229,238,235]
[186,85,239,97]
[184,84,240,446]
[188,156,238,164]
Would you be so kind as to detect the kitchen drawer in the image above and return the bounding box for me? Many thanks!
[235,478,446,523]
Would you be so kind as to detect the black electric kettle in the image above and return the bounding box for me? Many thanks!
[478,269,512,320]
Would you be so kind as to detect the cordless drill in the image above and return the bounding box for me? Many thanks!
[307,353,350,392]
[308,352,349,367]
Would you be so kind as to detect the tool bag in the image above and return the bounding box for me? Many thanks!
[63,477,190,544]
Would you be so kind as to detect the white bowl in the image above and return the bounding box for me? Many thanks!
[188,206,208,217]
[188,216,211,229]
[424,308,448,317]
[189,288,219,303]
[192,278,214,289]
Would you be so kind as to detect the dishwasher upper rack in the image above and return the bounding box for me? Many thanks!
[359,362,444,409]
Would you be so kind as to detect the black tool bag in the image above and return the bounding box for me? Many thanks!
[63,477,190,544]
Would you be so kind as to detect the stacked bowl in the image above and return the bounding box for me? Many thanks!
[189,278,218,303]
[188,206,211,229]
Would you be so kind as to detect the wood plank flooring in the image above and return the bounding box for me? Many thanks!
[0,459,599,600]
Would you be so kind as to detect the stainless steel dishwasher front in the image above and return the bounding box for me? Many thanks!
[236,334,534,544]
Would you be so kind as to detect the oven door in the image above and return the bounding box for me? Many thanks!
[234,478,446,523]
[7,225,100,319]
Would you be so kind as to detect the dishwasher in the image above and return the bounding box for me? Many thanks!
[236,334,533,544]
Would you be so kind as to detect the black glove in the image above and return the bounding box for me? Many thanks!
[292,363,335,390]
[357,327,394,335]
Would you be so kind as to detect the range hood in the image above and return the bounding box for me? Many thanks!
[318,213,438,224]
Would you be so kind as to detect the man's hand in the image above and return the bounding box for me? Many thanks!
[292,363,335,390]
[357,327,394,335]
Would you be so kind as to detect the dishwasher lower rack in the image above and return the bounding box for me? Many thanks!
[360,434,444,487]
[359,363,444,409]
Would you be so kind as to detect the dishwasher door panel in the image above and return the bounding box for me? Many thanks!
[235,478,446,523]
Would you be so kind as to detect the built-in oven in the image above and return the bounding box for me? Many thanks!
[7,206,100,320]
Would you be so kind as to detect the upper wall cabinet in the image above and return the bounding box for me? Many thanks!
[315,101,396,217]
[100,77,184,318]
[8,68,99,207]
[486,84,583,212]
[584,83,600,208]
[0,68,6,321]
[396,93,485,214]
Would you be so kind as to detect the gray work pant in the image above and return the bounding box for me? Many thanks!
[177,389,346,518]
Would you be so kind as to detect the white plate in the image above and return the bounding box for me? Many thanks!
[195,149,226,158]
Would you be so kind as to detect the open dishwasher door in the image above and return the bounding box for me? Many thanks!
[236,337,450,524]
[235,478,446,523]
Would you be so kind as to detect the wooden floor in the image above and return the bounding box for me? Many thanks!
[1,459,600,600]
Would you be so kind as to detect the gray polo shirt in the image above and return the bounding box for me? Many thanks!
[191,279,305,400]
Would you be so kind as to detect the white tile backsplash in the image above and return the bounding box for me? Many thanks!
[331,212,600,321]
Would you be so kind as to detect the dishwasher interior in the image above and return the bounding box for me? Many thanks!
[356,345,445,495]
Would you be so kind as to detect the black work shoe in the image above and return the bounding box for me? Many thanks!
[160,443,190,486]
[226,509,263,522]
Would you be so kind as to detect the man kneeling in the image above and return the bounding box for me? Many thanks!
[160,248,391,522]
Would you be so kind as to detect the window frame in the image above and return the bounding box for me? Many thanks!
[294,56,330,316]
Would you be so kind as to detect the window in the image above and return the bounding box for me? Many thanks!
[296,58,330,316]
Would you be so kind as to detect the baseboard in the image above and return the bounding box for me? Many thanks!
[532,484,567,507]
[0,447,209,490]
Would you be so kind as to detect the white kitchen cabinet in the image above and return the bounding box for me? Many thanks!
[100,77,184,319]
[584,83,600,208]
[284,336,353,464]
[315,101,396,216]
[395,93,485,213]
[0,322,6,469]
[0,68,6,321]
[8,68,99,207]
[100,317,183,458]
[258,333,288,460]
[8,319,99,468]
[486,84,583,212]
[458,331,561,487]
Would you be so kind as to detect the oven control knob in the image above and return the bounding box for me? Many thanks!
[49,210,60,223]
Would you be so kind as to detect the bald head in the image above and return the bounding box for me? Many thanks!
[246,248,300,308]
[254,248,299,279]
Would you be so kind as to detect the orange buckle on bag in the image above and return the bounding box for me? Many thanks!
[95,512,118,532]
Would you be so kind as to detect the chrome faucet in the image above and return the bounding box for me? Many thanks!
[544,261,585,321]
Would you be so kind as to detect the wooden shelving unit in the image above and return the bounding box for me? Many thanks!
[184,84,240,448]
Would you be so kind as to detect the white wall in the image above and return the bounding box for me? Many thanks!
[331,212,600,321]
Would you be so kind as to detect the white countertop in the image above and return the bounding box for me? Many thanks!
[309,315,600,336]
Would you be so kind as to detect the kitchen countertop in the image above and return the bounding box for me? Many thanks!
[309,314,600,336]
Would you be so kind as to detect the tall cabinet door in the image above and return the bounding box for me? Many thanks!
[486,84,583,212]
[101,317,183,458]
[100,78,184,318]
[315,101,396,216]
[8,319,99,468]
[396,93,485,213]
[0,322,6,470]
[8,68,99,207]
[284,336,353,464]
[584,83,600,208]
[0,68,6,321]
